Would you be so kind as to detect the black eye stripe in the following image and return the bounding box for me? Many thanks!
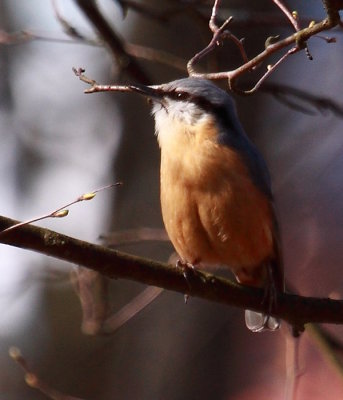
[157,88,237,136]
[164,89,214,111]
[159,89,190,101]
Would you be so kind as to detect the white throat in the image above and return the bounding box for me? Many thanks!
[151,98,210,146]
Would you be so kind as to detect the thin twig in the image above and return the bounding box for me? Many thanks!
[0,30,187,71]
[260,82,343,117]
[188,0,239,75]
[209,0,222,32]
[283,329,302,400]
[103,286,164,333]
[51,0,85,40]
[188,0,340,93]
[73,67,159,95]
[232,46,297,94]
[9,347,85,400]
[307,324,343,377]
[188,0,250,72]
[187,16,233,74]
[117,0,172,22]
[272,0,301,31]
[0,182,122,236]
[73,67,138,94]
[0,29,91,46]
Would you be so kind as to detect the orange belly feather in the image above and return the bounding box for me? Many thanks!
[159,118,274,286]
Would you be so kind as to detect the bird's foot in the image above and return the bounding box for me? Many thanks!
[176,259,196,303]
[176,259,196,280]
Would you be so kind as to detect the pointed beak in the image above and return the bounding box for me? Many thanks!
[128,84,164,102]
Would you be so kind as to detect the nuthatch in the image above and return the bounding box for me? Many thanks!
[133,78,283,332]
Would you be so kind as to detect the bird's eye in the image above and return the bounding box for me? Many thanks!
[167,89,188,101]
[176,91,187,100]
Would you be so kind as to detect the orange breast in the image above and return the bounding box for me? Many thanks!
[158,118,275,285]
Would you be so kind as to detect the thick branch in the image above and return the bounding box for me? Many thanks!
[1,215,343,330]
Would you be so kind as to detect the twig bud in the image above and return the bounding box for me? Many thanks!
[80,192,96,201]
[9,346,21,360]
[265,35,280,48]
[52,210,69,218]
[25,373,39,388]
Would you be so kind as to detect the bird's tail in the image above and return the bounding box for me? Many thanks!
[245,310,280,332]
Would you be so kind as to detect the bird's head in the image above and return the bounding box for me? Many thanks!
[131,78,245,147]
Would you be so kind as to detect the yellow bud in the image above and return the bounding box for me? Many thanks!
[309,20,316,28]
[9,346,21,360]
[81,192,96,201]
[267,64,273,71]
[52,209,69,218]
[25,373,38,388]
[292,10,298,19]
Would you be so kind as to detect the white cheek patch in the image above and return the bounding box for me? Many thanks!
[152,98,210,128]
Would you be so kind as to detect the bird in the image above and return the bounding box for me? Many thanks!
[131,77,284,332]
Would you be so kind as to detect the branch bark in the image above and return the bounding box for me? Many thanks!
[1,215,343,331]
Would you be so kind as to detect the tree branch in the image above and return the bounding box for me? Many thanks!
[1,215,343,331]
[187,0,342,93]
[272,0,301,32]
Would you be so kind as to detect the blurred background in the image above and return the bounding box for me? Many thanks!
[1,0,343,399]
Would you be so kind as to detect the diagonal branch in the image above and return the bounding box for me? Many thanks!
[1,214,343,331]
[9,347,85,400]
[188,0,342,93]
[74,0,150,83]
[272,0,301,31]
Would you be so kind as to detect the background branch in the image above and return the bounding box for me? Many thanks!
[74,0,150,83]
[9,347,85,400]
